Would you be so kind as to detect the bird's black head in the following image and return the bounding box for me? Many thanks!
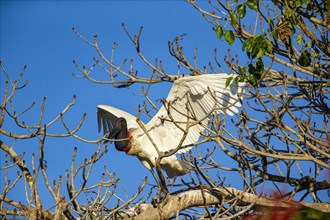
[97,107,131,152]
[109,117,130,151]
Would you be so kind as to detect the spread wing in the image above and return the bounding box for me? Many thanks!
[97,105,140,135]
[146,74,245,154]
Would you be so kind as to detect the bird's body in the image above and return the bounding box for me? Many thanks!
[128,127,190,178]
[97,105,190,177]
[97,74,244,178]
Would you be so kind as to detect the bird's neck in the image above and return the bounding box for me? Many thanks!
[121,131,131,153]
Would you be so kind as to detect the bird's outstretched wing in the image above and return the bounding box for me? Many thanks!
[97,107,117,138]
[146,74,244,154]
[97,105,140,134]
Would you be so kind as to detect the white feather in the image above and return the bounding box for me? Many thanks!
[97,104,140,130]
[146,74,244,153]
[97,74,245,178]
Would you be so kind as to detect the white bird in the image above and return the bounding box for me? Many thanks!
[97,74,244,180]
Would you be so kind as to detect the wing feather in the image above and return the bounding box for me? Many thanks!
[97,105,140,131]
[97,106,119,136]
[146,74,244,153]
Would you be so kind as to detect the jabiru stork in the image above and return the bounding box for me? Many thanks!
[97,74,244,180]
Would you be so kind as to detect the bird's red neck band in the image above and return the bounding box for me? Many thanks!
[122,132,131,153]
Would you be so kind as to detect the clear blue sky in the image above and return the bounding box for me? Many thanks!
[1,0,232,208]
[1,0,326,210]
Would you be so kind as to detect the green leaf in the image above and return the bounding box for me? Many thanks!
[251,46,259,59]
[268,15,274,29]
[237,4,246,18]
[284,8,292,19]
[314,48,320,57]
[298,50,311,67]
[249,73,259,86]
[234,76,239,84]
[265,40,273,54]
[224,30,235,46]
[246,0,258,11]
[272,30,278,40]
[239,66,247,76]
[242,37,253,52]
[225,76,234,88]
[235,66,246,83]
[296,0,302,7]
[256,48,265,58]
[326,79,330,87]
[254,34,263,42]
[248,63,255,75]
[216,25,223,39]
[230,12,238,26]
[247,59,264,87]
[297,33,303,45]
[242,34,273,60]
[255,59,264,75]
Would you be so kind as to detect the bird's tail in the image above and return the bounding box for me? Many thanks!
[162,156,190,178]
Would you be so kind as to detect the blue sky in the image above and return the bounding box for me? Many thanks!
[1,0,327,211]
[1,0,231,208]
